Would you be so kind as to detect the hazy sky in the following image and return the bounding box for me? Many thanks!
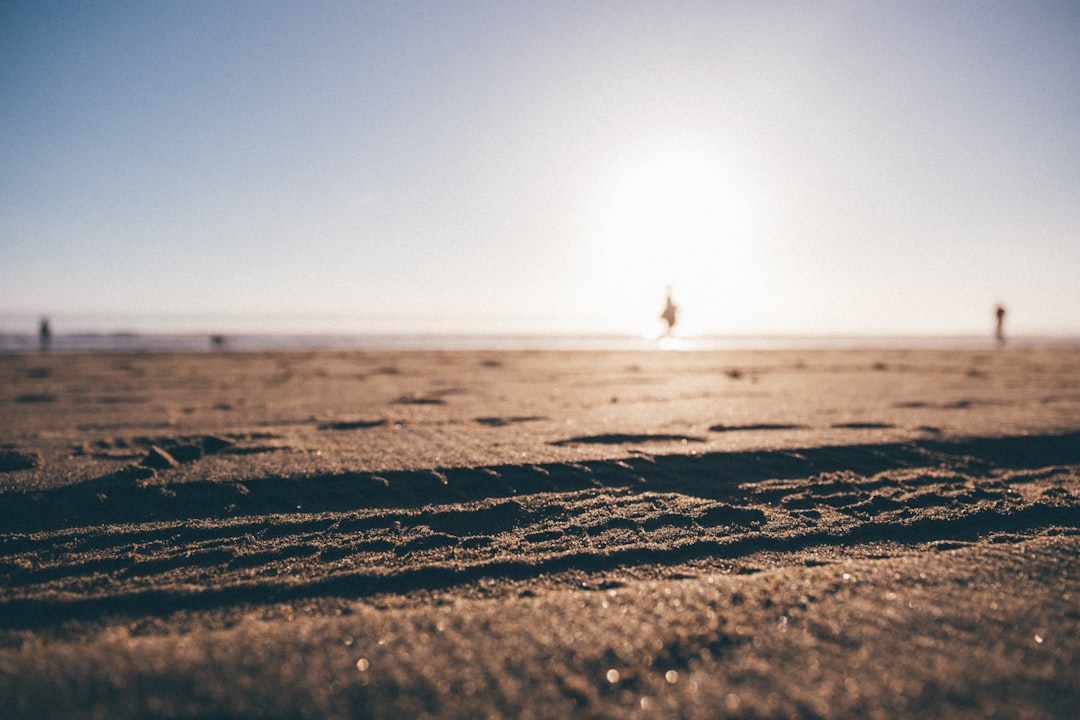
[3,1,1079,337]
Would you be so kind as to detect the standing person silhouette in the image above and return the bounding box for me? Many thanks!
[660,286,678,336]
[38,317,51,352]
[995,304,1006,345]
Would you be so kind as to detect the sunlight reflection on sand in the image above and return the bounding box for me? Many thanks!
[658,336,688,351]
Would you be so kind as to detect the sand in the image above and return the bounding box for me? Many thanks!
[1,346,1078,718]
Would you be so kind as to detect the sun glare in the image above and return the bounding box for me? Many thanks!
[596,153,754,337]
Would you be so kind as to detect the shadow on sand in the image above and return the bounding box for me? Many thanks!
[1,431,1078,629]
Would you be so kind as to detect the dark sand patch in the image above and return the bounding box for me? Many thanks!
[0,450,42,472]
[894,399,997,410]
[550,433,705,446]
[709,423,806,432]
[474,416,547,427]
[14,392,56,404]
[96,395,149,405]
[393,395,445,405]
[318,419,388,431]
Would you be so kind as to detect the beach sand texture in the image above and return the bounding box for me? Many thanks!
[1,347,1079,718]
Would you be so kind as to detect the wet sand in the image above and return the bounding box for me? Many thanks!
[1,347,1079,718]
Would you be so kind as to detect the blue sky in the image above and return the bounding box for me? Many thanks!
[2,1,1079,336]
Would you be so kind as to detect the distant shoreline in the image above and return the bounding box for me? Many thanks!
[2,331,1080,354]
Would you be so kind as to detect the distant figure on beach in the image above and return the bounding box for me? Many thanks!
[995,304,1006,344]
[210,334,227,351]
[660,286,678,335]
[38,317,51,352]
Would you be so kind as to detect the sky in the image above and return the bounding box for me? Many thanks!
[2,0,1079,338]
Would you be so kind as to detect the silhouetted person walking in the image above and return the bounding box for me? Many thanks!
[660,286,678,335]
[38,317,51,352]
[995,304,1006,345]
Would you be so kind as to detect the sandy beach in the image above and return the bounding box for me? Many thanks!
[1,346,1079,718]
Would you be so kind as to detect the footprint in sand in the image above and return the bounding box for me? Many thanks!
[137,435,236,468]
[77,434,285,468]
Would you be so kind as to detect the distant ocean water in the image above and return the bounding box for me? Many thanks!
[2,331,1077,353]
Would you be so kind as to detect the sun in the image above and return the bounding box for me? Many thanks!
[594,152,754,336]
